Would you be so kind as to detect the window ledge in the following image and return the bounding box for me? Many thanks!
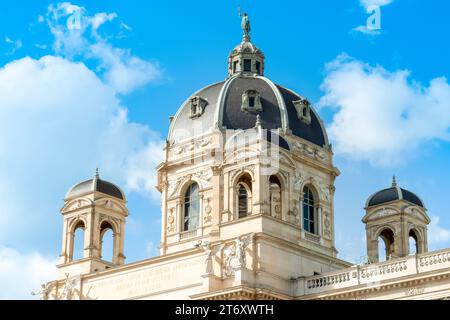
[179,229,199,240]
[304,232,320,243]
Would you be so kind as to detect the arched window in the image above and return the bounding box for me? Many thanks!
[269,175,282,219]
[378,228,395,261]
[303,186,316,234]
[100,221,114,262]
[71,221,85,261]
[238,185,248,218]
[409,230,418,255]
[184,183,200,231]
[236,173,252,218]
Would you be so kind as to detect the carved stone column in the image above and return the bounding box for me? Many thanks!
[60,219,69,264]
[160,179,168,255]
[210,166,221,236]
[318,206,324,245]
[117,221,126,264]
[300,197,305,240]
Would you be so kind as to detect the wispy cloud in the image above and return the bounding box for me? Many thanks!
[91,12,117,31]
[319,53,450,166]
[0,247,57,299]
[4,37,23,55]
[45,2,162,94]
[351,25,381,36]
[34,43,48,50]
[359,0,393,10]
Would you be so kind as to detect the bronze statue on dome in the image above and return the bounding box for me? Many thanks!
[241,12,250,38]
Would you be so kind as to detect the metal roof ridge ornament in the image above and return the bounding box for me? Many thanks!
[392,175,397,187]
[255,114,262,128]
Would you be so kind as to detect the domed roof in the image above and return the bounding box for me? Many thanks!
[366,177,424,208]
[168,14,328,149]
[65,169,125,201]
[168,76,328,148]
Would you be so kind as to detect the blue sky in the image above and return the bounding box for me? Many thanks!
[0,0,449,298]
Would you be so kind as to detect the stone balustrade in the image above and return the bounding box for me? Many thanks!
[303,267,359,294]
[306,271,352,289]
[300,248,450,296]
[418,249,450,272]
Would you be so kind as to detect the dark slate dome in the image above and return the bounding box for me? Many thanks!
[168,17,328,149]
[168,76,328,148]
[65,170,125,200]
[366,177,424,208]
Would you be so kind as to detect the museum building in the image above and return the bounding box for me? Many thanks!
[42,15,450,300]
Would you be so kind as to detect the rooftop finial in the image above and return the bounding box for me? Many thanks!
[95,168,100,179]
[392,175,397,187]
[241,12,251,41]
[255,114,262,128]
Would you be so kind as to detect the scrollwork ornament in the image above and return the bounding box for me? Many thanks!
[203,198,212,224]
[167,207,175,233]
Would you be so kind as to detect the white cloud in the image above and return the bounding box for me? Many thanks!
[90,42,162,94]
[49,2,83,17]
[360,0,393,9]
[428,216,450,247]
[96,107,165,198]
[0,55,163,244]
[91,12,117,31]
[319,54,450,165]
[0,247,57,299]
[46,2,161,94]
[121,137,165,200]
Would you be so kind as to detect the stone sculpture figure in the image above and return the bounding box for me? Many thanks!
[195,240,225,275]
[241,13,250,37]
[31,283,53,300]
[223,234,253,277]
[235,234,252,266]
[60,273,78,300]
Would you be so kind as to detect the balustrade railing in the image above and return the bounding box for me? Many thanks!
[306,271,351,289]
[302,248,450,295]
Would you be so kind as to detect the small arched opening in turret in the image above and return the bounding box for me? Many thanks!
[71,220,85,261]
[269,175,282,220]
[236,173,252,219]
[100,221,115,262]
[378,228,395,261]
[409,229,419,255]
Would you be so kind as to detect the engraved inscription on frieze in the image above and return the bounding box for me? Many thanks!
[85,257,203,299]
